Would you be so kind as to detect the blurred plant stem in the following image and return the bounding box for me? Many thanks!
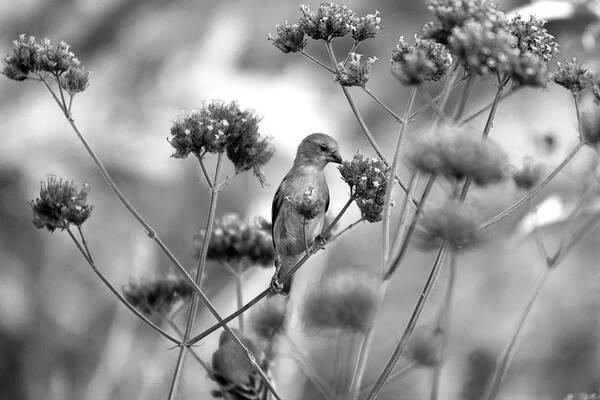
[186,197,355,346]
[167,153,222,400]
[223,261,245,331]
[38,75,279,400]
[429,251,457,400]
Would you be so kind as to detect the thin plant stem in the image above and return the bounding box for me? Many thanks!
[417,86,452,123]
[167,153,223,400]
[187,197,355,346]
[343,41,359,66]
[300,50,336,73]
[573,93,583,142]
[382,88,417,275]
[65,227,180,344]
[164,317,212,374]
[39,70,280,400]
[362,86,405,123]
[460,87,518,124]
[235,273,244,331]
[359,361,416,394]
[389,171,419,259]
[364,245,448,400]
[484,268,550,400]
[429,251,457,400]
[453,75,474,119]
[479,142,584,230]
[197,154,214,189]
[328,218,364,242]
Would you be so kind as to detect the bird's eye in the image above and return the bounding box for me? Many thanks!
[319,144,329,152]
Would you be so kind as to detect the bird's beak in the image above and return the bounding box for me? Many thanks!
[329,150,343,164]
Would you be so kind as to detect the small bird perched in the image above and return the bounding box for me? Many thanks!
[211,329,271,400]
[270,133,343,295]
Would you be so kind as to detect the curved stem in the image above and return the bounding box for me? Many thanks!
[382,88,417,275]
[485,268,550,400]
[168,153,222,400]
[65,228,180,344]
[187,198,355,347]
[362,86,405,124]
[328,218,363,242]
[460,87,518,125]
[479,142,584,230]
[573,94,583,142]
[300,50,336,73]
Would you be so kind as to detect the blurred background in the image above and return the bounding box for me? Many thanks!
[1,0,600,399]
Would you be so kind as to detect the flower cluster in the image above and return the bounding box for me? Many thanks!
[2,35,89,92]
[563,391,600,400]
[335,53,377,87]
[250,296,287,341]
[390,36,452,85]
[417,202,481,250]
[287,184,326,220]
[581,109,600,146]
[122,275,193,317]
[169,101,275,184]
[509,16,557,62]
[407,326,444,367]
[194,214,274,269]
[268,22,307,53]
[407,126,507,186]
[338,152,390,222]
[30,176,93,232]
[270,2,381,53]
[553,58,597,95]
[509,53,548,88]
[422,0,507,45]
[512,158,543,190]
[301,267,378,332]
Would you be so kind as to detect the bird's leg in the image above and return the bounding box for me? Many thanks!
[269,257,285,294]
[314,234,327,250]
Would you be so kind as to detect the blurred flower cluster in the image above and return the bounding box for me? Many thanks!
[30,176,92,232]
[339,152,390,222]
[169,101,275,185]
[512,158,543,190]
[407,126,507,186]
[123,276,192,317]
[391,36,452,86]
[2,35,89,93]
[417,202,481,250]
[250,296,287,341]
[194,214,274,271]
[407,326,444,367]
[301,267,378,332]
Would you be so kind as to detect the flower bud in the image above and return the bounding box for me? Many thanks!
[351,11,382,43]
[287,184,326,220]
[335,52,376,87]
[269,22,307,54]
[391,36,452,85]
[299,2,356,41]
[553,58,596,95]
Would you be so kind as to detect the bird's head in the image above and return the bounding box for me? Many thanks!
[294,133,343,169]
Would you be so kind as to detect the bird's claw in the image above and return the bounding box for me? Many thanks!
[314,234,326,250]
[269,276,285,295]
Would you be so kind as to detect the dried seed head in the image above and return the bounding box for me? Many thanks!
[250,296,288,340]
[339,152,390,222]
[169,101,275,185]
[417,202,481,250]
[553,58,596,95]
[407,126,508,186]
[391,36,452,85]
[30,176,93,232]
[287,184,326,220]
[407,326,444,367]
[269,22,307,54]
[335,52,377,87]
[122,275,192,317]
[194,214,274,269]
[301,268,378,332]
[351,10,383,43]
[299,2,356,41]
[512,158,544,190]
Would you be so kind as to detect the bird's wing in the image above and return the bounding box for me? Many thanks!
[271,179,288,249]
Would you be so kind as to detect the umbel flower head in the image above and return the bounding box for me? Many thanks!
[301,267,378,333]
[2,35,88,89]
[169,101,275,185]
[509,15,558,62]
[299,2,357,41]
[390,36,452,85]
[250,295,288,341]
[269,22,307,54]
[59,66,90,95]
[512,158,543,190]
[351,10,383,43]
[339,152,390,222]
[122,275,193,317]
[287,184,326,220]
[553,58,596,95]
[422,0,507,45]
[30,176,93,232]
[417,201,481,250]
[194,214,275,269]
[406,125,507,186]
[335,53,377,87]
[407,326,444,367]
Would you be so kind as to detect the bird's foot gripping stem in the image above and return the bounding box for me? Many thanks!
[269,275,285,295]
[314,234,326,250]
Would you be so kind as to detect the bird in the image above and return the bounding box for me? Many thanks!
[270,133,343,296]
[210,329,272,400]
